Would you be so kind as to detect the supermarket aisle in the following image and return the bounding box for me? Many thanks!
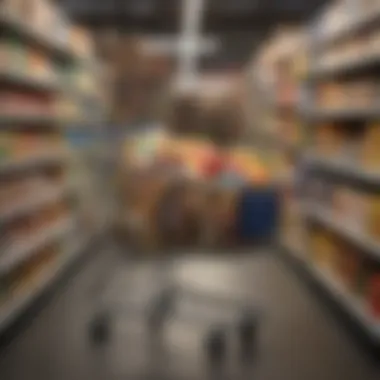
[0,247,379,380]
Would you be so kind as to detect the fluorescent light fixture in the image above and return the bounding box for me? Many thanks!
[141,36,220,56]
[177,0,205,90]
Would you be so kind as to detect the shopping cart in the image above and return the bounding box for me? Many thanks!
[86,133,278,377]
[87,249,261,375]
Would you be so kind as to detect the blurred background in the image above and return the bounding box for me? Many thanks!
[1,0,380,379]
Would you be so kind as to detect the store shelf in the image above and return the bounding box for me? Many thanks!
[310,54,380,80]
[0,235,89,333]
[0,217,73,275]
[0,188,68,225]
[0,0,104,340]
[0,72,100,101]
[303,108,380,122]
[272,2,380,348]
[317,9,380,49]
[310,263,380,338]
[0,114,62,126]
[283,244,380,340]
[0,13,77,62]
[0,71,59,92]
[0,153,66,176]
[303,204,380,263]
[305,155,380,188]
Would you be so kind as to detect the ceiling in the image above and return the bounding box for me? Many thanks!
[58,0,328,70]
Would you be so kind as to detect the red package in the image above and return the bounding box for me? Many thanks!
[369,274,380,319]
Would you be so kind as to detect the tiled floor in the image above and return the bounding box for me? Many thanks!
[0,246,379,380]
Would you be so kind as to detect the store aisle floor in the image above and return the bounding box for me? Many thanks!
[0,246,379,380]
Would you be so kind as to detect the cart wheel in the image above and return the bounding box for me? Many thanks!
[89,313,110,345]
[237,309,259,360]
[147,287,176,333]
[204,327,227,365]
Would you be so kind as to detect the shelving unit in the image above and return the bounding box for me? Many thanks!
[279,0,380,346]
[305,155,380,190]
[0,10,81,63]
[303,204,380,262]
[315,5,380,49]
[245,0,380,347]
[0,235,89,332]
[0,0,106,334]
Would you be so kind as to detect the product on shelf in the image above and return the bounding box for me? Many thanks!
[314,124,343,157]
[0,38,24,73]
[0,89,54,116]
[317,79,378,110]
[0,132,64,162]
[361,123,380,169]
[369,271,380,319]
[0,172,60,215]
[0,132,12,159]
[366,195,380,241]
[309,219,380,320]
[55,95,82,122]
[28,50,54,81]
[333,187,367,232]
[69,26,93,59]
[310,226,358,286]
[339,245,361,291]
[355,258,378,301]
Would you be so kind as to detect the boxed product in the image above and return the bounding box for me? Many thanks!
[355,258,375,298]
[310,228,336,268]
[1,0,25,18]
[329,237,343,278]
[340,133,363,162]
[69,26,94,58]
[365,195,380,241]
[0,275,8,306]
[0,40,23,73]
[361,123,380,169]
[314,124,343,157]
[0,90,53,116]
[55,96,80,122]
[369,270,380,320]
[327,235,342,274]
[336,244,361,290]
[30,0,52,34]
[28,51,54,81]
[12,0,43,29]
[332,187,367,232]
[0,132,12,160]
[346,81,378,109]
[318,83,343,109]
